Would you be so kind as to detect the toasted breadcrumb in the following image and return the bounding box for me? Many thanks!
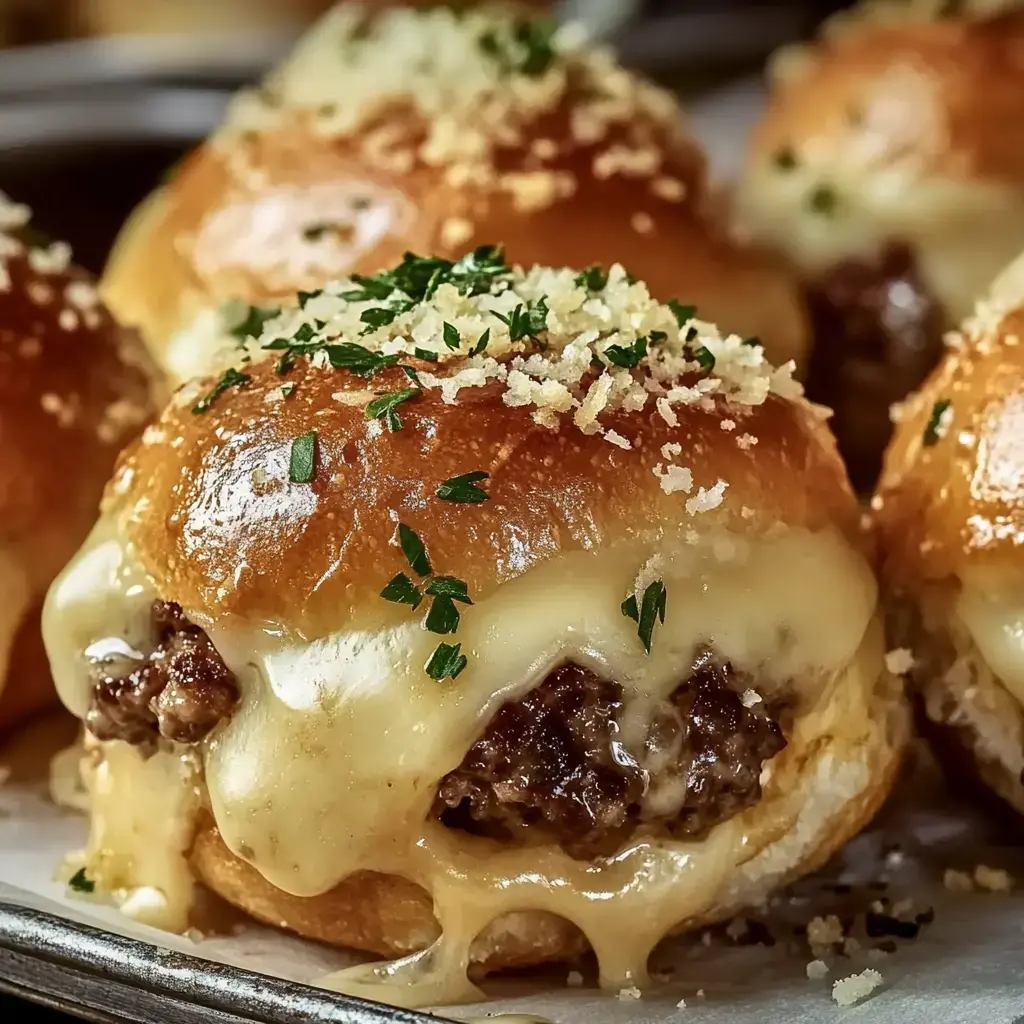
[807,914,844,949]
[566,970,584,987]
[740,689,762,708]
[831,969,883,1007]
[806,959,829,980]
[617,985,642,1001]
[943,869,974,893]
[974,865,1013,892]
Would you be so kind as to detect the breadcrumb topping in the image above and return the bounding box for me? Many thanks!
[831,968,883,1007]
[220,3,686,210]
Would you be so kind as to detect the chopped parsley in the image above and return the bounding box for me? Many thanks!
[742,336,761,348]
[604,335,648,369]
[288,430,317,484]
[693,346,716,372]
[425,576,473,602]
[401,364,423,386]
[923,399,951,446]
[478,17,557,77]
[807,184,838,216]
[366,387,421,431]
[443,322,462,350]
[297,288,323,308]
[774,146,798,171]
[380,572,423,609]
[327,343,399,377]
[424,594,462,634]
[469,328,490,356]
[621,580,667,655]
[399,523,431,576]
[668,301,696,328]
[68,868,95,894]
[227,304,278,341]
[279,382,296,398]
[436,471,489,503]
[496,297,548,343]
[191,367,251,414]
[426,641,468,682]
[575,265,608,291]
[414,347,440,362]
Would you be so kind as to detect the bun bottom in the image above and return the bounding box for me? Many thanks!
[190,671,908,973]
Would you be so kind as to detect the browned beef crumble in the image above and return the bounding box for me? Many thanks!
[803,243,945,492]
[434,655,786,859]
[86,600,239,746]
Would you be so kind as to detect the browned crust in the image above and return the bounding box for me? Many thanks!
[0,251,161,732]
[874,306,1024,591]
[110,355,860,636]
[102,96,806,370]
[750,12,1024,187]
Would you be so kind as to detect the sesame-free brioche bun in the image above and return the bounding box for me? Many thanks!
[0,198,160,735]
[875,249,1024,816]
[101,2,806,383]
[47,258,903,1007]
[734,2,1024,488]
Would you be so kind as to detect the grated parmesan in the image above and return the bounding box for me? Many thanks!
[831,969,883,1007]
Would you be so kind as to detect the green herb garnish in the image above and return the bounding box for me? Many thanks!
[807,184,837,216]
[575,265,608,291]
[303,222,336,242]
[228,304,278,340]
[604,336,648,369]
[479,17,557,77]
[443,322,462,350]
[425,576,474,603]
[297,288,323,308]
[414,347,440,362]
[380,572,423,609]
[279,382,296,398]
[191,367,251,414]
[774,146,798,171]
[68,868,95,894]
[399,523,431,576]
[401,364,422,386]
[469,328,490,356]
[366,387,421,431]
[668,301,696,328]
[436,471,490,503]
[693,346,715,372]
[923,399,951,446]
[426,641,468,682]
[742,336,761,348]
[289,430,317,483]
[497,297,548,343]
[424,595,462,634]
[621,580,667,655]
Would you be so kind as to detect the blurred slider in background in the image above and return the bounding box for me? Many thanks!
[0,0,845,273]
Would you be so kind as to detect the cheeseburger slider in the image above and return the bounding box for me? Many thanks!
[875,250,1024,818]
[46,250,904,1006]
[101,0,806,382]
[734,0,1024,488]
[0,193,159,734]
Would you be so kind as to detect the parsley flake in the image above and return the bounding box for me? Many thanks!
[414,347,440,362]
[399,524,431,576]
[68,868,95,894]
[425,576,473,603]
[575,265,608,291]
[923,399,951,447]
[366,387,420,431]
[604,336,648,369]
[436,471,490,503]
[289,430,317,484]
[191,367,251,414]
[443,322,462,350]
[807,184,837,216]
[380,572,423,609]
[668,301,696,328]
[774,146,798,171]
[479,18,557,77]
[469,327,490,356]
[497,297,548,343]
[426,641,468,682]
[227,304,278,341]
[621,580,667,654]
[424,594,461,634]
[694,346,715,372]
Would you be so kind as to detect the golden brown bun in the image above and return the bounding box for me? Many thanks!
[874,283,1024,589]
[0,234,160,734]
[189,731,904,967]
[72,0,333,36]
[114,358,857,636]
[101,5,806,377]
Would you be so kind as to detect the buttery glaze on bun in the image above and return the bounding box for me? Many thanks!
[0,194,159,733]
[734,0,1024,488]
[71,0,333,36]
[46,252,904,1007]
[101,1,806,383]
[875,251,1024,816]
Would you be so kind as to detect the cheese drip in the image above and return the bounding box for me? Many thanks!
[44,517,888,1007]
[956,569,1024,707]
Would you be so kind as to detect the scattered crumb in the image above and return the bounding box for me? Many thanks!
[735,432,758,450]
[741,688,762,708]
[701,930,713,946]
[867,948,890,963]
[661,441,682,459]
[695,989,705,999]
[806,959,829,980]
[604,429,632,450]
[974,865,1013,892]
[686,479,728,516]
[566,970,584,988]
[885,848,905,870]
[440,215,474,248]
[631,211,654,235]
[884,648,916,675]
[652,176,686,202]
[675,997,687,1009]
[843,936,862,956]
[720,418,736,431]
[617,986,642,1001]
[807,914,844,949]
[726,916,749,942]
[832,969,883,1007]
[943,869,975,893]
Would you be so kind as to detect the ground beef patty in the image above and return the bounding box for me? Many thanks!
[434,656,786,859]
[803,243,945,492]
[86,600,238,746]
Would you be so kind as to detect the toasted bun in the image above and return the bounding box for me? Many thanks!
[875,249,1024,819]
[737,6,1024,319]
[0,201,160,734]
[72,0,333,35]
[101,3,806,381]
[48,260,901,1005]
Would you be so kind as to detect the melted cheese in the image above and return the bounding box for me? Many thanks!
[43,516,885,1007]
[956,570,1024,707]
[0,546,31,700]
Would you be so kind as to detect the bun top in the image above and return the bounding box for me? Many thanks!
[105,249,856,636]
[101,1,806,375]
[735,2,1024,319]
[0,193,159,591]
[875,249,1024,589]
